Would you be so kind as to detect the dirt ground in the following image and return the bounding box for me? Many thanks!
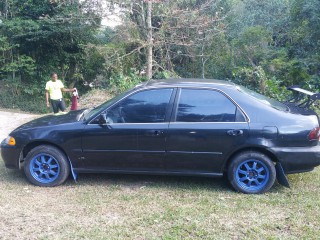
[0,110,39,141]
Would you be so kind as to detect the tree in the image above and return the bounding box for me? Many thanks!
[103,0,226,79]
[0,0,101,87]
[289,0,320,89]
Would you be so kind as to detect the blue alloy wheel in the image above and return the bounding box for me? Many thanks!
[235,159,269,192]
[228,151,276,194]
[24,145,70,187]
[29,153,61,183]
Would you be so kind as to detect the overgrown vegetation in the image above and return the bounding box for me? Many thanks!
[0,0,319,113]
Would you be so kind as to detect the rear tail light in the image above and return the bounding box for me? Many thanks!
[308,127,320,141]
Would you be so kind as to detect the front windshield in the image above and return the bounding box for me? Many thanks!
[82,90,132,121]
[238,86,289,112]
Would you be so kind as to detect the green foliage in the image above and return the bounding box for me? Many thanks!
[290,0,320,55]
[0,0,103,112]
[1,55,36,77]
[153,70,179,80]
[232,26,272,66]
[265,78,290,102]
[0,81,49,113]
[263,50,311,87]
[1,0,320,113]
[232,66,268,93]
[204,33,233,79]
[109,70,146,94]
[0,0,101,81]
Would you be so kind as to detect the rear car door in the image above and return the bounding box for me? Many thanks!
[165,88,249,174]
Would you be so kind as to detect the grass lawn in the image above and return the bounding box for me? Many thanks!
[0,158,319,240]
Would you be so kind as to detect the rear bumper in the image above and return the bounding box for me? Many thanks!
[1,140,21,169]
[270,145,320,174]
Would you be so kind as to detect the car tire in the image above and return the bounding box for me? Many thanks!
[228,151,276,194]
[24,145,70,187]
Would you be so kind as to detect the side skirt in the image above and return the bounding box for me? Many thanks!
[73,168,223,178]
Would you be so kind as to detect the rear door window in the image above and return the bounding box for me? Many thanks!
[176,89,243,122]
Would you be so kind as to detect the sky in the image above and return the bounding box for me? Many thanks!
[100,2,122,28]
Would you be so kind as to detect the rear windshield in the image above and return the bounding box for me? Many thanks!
[238,86,289,112]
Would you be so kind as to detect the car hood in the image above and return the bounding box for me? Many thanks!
[12,110,84,132]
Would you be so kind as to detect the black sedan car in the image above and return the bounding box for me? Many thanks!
[2,79,320,194]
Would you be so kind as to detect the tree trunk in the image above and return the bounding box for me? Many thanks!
[146,1,153,79]
[201,44,207,79]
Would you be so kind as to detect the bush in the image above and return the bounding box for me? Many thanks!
[0,92,49,113]
[108,70,146,94]
[0,73,51,113]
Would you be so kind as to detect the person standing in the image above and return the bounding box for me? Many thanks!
[45,73,75,114]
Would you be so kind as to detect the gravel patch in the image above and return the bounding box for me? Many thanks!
[0,110,39,140]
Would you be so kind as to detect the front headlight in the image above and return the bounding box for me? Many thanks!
[5,136,16,146]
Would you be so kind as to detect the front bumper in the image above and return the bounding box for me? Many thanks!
[270,145,320,174]
[1,139,22,169]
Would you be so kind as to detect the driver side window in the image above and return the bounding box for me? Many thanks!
[105,88,173,124]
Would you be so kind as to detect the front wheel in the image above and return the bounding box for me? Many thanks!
[24,145,70,187]
[228,151,276,194]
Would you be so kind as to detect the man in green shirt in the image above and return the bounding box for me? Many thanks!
[45,73,75,113]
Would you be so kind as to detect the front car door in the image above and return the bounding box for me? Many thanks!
[165,88,249,175]
[81,88,174,172]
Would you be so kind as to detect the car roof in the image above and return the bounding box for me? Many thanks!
[140,78,237,89]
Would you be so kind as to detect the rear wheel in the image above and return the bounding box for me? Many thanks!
[24,145,70,187]
[228,151,276,194]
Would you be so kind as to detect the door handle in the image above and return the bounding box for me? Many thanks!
[154,130,164,136]
[145,130,164,136]
[227,129,243,136]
